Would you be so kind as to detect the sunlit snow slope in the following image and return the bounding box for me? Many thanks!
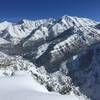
[0,71,85,100]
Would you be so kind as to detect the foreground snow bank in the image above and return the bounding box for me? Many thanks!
[0,71,87,100]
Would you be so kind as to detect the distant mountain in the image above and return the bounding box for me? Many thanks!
[0,15,100,100]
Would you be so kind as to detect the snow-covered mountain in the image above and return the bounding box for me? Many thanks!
[0,15,100,100]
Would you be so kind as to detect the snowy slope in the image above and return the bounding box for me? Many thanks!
[0,37,10,44]
[0,71,86,100]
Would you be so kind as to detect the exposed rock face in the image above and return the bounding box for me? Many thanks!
[0,15,100,100]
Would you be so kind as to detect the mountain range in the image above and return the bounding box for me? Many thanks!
[0,15,100,100]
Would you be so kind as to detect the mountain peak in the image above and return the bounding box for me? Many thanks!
[17,19,33,24]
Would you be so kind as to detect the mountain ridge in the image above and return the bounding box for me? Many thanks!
[0,15,100,100]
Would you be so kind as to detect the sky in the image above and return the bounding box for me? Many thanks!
[0,0,100,22]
